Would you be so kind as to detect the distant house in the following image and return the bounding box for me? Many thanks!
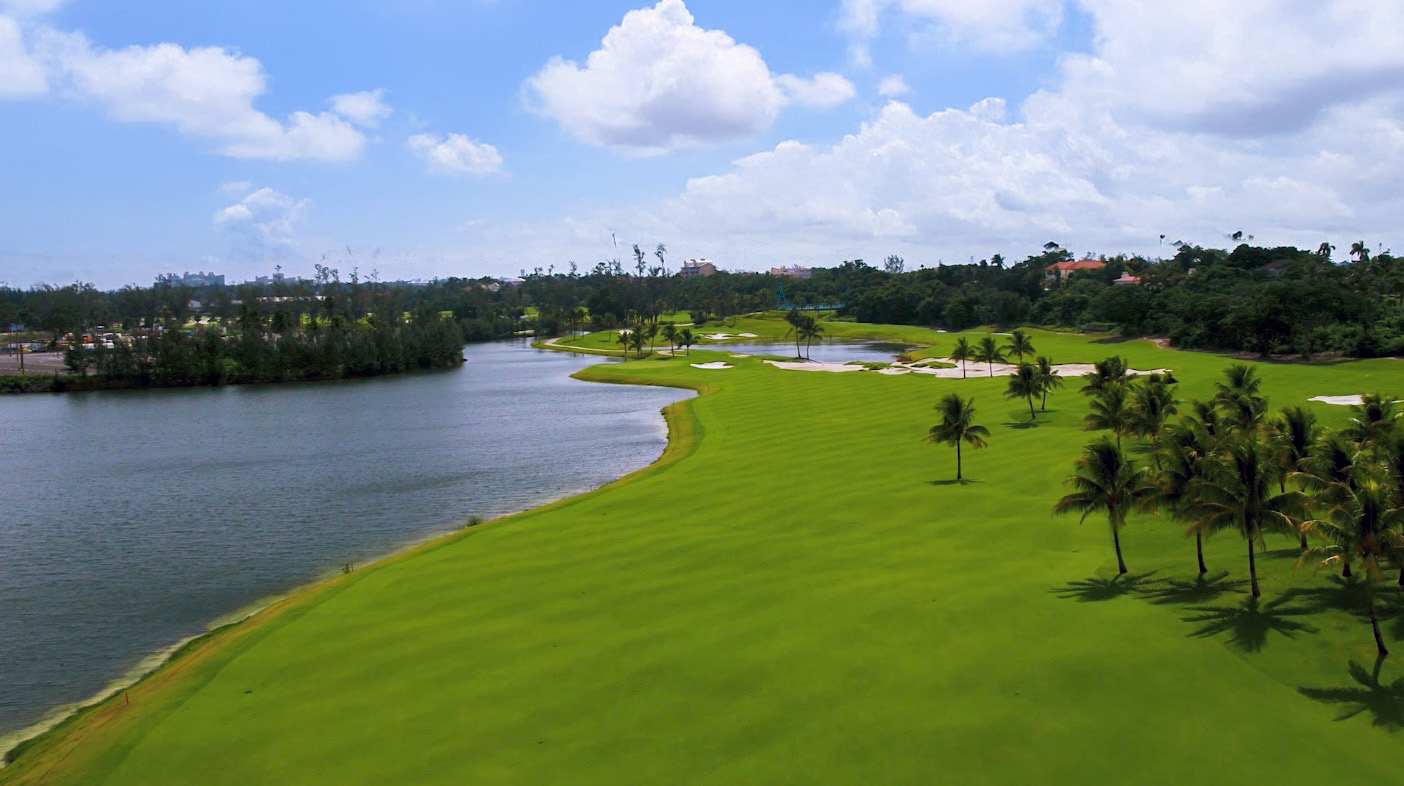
[1044,258,1105,283]
[1112,272,1142,286]
[770,265,812,280]
[679,259,718,278]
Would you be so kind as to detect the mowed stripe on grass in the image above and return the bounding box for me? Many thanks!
[7,330,1404,785]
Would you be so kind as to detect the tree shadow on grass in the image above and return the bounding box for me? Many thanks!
[1137,572,1250,606]
[1004,421,1040,430]
[1051,571,1158,602]
[1181,595,1318,652]
[927,479,981,487]
[1299,657,1404,731]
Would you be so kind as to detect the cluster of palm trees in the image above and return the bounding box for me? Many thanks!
[783,309,826,359]
[614,314,695,359]
[1055,363,1404,656]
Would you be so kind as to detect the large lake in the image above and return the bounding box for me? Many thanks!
[0,338,900,742]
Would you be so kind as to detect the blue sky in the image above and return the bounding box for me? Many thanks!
[2,0,1402,287]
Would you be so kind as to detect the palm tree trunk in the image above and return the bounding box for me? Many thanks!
[1299,530,1308,550]
[960,360,966,379]
[1027,396,1035,421]
[1247,537,1260,598]
[1196,531,1207,575]
[1111,521,1128,575]
[1369,593,1389,657]
[987,361,993,377]
[955,441,962,481]
[1343,562,1353,579]
[1041,389,1048,410]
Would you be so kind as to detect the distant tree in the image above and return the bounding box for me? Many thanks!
[975,335,1006,377]
[951,337,973,379]
[1150,418,1217,574]
[798,317,825,359]
[1080,356,1128,395]
[678,327,695,356]
[1343,393,1399,451]
[1130,376,1178,439]
[927,393,989,481]
[616,328,632,357]
[884,255,905,275]
[1351,240,1371,263]
[1318,242,1334,260]
[784,308,805,359]
[1034,355,1063,410]
[662,322,678,355]
[1005,329,1035,363]
[1054,437,1154,575]
[1272,405,1320,548]
[1006,363,1041,421]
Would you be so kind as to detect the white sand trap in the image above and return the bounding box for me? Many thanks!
[691,362,734,370]
[704,333,732,340]
[877,367,912,375]
[729,354,751,358]
[1310,395,1365,406]
[738,332,758,337]
[764,360,864,372]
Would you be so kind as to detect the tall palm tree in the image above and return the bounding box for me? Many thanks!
[1300,480,1404,656]
[1272,406,1319,548]
[927,394,989,481]
[1343,393,1399,451]
[1130,377,1178,439]
[1080,356,1127,395]
[1317,241,1334,260]
[1189,434,1308,597]
[616,328,632,357]
[1216,364,1263,402]
[1035,355,1063,411]
[661,323,678,355]
[975,335,1006,377]
[1350,240,1370,262]
[1005,330,1035,364]
[1006,363,1041,421]
[1150,418,1217,574]
[1086,383,1134,448]
[1054,437,1155,575]
[951,337,973,379]
[678,327,695,356]
[798,318,825,359]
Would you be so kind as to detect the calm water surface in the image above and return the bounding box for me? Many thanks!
[0,341,691,738]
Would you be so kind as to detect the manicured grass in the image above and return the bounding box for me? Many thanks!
[7,334,1404,785]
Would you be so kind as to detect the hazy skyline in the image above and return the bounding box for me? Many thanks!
[2,0,1402,288]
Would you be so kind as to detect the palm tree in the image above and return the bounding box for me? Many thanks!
[1005,330,1035,364]
[785,308,805,359]
[1006,363,1041,421]
[1300,480,1404,656]
[616,328,632,357]
[644,322,659,355]
[798,318,825,359]
[1054,437,1155,575]
[1035,356,1063,411]
[1189,434,1308,597]
[1272,406,1319,548]
[975,335,1006,377]
[628,329,647,359]
[1130,376,1178,439]
[1317,241,1334,260]
[1343,393,1399,451]
[661,323,678,355]
[678,327,695,356]
[1086,383,1134,448]
[1080,356,1127,395]
[951,337,973,379]
[1150,418,1217,574]
[1350,240,1370,263]
[926,394,990,481]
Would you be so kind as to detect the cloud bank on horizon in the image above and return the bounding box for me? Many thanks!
[1,0,1402,286]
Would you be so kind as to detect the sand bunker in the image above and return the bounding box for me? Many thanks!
[701,332,759,340]
[1309,395,1402,406]
[764,357,1172,379]
[691,362,734,370]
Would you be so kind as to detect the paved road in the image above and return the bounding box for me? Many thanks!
[0,351,68,375]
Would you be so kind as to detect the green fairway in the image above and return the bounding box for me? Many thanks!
[8,330,1404,785]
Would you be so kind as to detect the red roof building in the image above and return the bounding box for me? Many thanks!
[1044,258,1105,282]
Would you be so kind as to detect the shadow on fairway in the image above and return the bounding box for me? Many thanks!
[1280,576,1371,617]
[1181,595,1318,652]
[1137,572,1249,605]
[1052,572,1157,602]
[927,479,981,487]
[1260,546,1308,562]
[1004,420,1040,430]
[1299,657,1404,731]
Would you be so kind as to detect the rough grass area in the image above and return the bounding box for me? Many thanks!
[7,331,1404,785]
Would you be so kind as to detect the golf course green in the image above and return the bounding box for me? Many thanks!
[6,324,1403,785]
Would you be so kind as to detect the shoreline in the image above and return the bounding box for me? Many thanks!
[0,363,708,781]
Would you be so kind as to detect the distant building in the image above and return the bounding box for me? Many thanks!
[770,265,812,279]
[679,259,718,278]
[173,271,225,287]
[1044,258,1105,283]
[1112,272,1142,286]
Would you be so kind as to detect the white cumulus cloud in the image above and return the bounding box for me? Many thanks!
[0,0,64,17]
[331,88,391,128]
[525,0,849,154]
[408,133,504,176]
[213,187,310,259]
[877,75,911,98]
[0,15,46,96]
[776,72,856,109]
[842,0,1064,59]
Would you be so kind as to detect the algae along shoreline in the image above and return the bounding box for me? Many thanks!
[7,326,1404,785]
